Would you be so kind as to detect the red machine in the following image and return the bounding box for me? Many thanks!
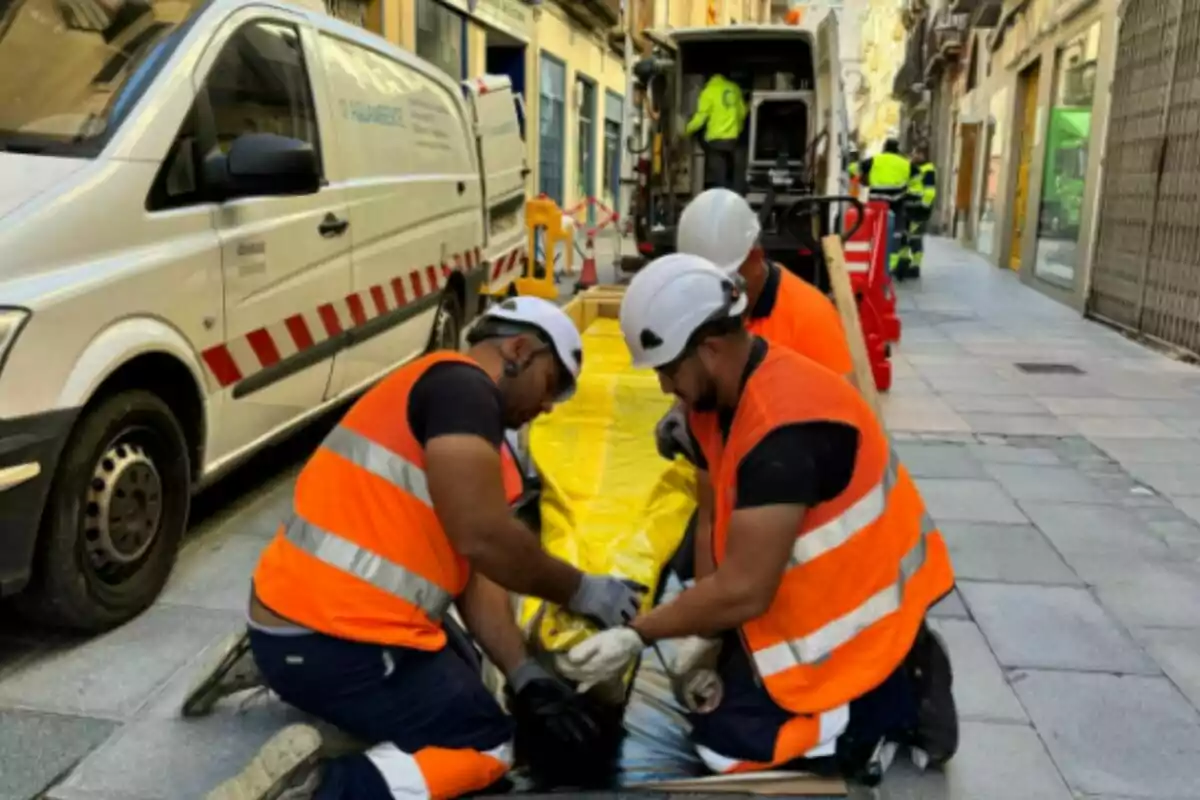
[842,199,902,392]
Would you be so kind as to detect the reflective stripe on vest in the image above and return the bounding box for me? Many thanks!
[324,425,432,505]
[755,504,938,676]
[789,448,898,566]
[283,514,453,621]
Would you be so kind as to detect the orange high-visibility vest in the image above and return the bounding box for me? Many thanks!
[689,345,954,714]
[254,351,489,650]
[500,439,525,505]
[747,267,855,377]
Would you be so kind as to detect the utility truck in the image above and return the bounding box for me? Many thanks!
[625,14,853,288]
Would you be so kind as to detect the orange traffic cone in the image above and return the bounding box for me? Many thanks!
[576,235,598,293]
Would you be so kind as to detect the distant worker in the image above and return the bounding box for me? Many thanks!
[204,297,647,800]
[859,137,913,275]
[684,71,747,190]
[896,145,937,279]
[561,255,959,782]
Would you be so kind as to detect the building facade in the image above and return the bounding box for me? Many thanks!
[897,0,1118,313]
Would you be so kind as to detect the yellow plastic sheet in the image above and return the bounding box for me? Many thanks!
[519,318,697,654]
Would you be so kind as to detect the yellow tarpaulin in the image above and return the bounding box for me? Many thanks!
[519,318,697,653]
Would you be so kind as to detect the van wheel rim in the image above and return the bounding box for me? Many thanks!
[84,440,163,570]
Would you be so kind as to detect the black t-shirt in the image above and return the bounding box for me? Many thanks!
[686,340,860,509]
[408,362,505,449]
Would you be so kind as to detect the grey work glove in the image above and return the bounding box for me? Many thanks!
[655,403,699,464]
[567,574,649,629]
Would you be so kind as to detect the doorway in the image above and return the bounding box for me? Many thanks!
[576,74,597,224]
[955,122,980,241]
[1008,60,1041,271]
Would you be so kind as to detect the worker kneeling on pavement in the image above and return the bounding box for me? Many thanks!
[560,255,959,782]
[206,297,647,800]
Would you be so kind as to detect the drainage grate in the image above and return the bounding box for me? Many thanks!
[1013,362,1086,375]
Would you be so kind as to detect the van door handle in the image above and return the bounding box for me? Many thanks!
[318,213,350,238]
[457,181,467,194]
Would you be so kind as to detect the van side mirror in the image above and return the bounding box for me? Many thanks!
[204,133,320,202]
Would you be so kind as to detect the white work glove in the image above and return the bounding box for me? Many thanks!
[670,635,721,676]
[655,403,699,464]
[558,627,645,692]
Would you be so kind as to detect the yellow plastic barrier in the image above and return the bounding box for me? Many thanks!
[515,195,574,301]
[519,316,697,655]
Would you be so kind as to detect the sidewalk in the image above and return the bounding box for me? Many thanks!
[2,236,1200,799]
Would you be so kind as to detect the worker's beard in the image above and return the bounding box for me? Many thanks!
[691,374,721,413]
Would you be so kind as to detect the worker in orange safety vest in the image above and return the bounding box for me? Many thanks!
[559,255,958,784]
[202,297,647,800]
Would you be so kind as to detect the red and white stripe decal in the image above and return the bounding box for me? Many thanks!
[201,249,481,390]
[844,240,871,274]
[489,246,526,283]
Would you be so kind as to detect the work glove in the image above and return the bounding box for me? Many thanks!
[507,659,601,748]
[669,635,721,676]
[654,403,699,464]
[559,627,646,692]
[567,574,648,629]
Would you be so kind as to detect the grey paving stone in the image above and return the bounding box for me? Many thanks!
[1066,554,1200,630]
[883,396,971,433]
[874,721,1071,800]
[49,705,310,800]
[0,605,239,720]
[981,463,1109,503]
[966,442,1062,466]
[893,443,987,479]
[1175,496,1200,527]
[929,589,971,619]
[928,619,1027,723]
[1035,397,1151,417]
[922,375,1028,396]
[1068,415,1187,440]
[914,479,1028,524]
[941,394,1049,415]
[160,532,268,612]
[959,413,1074,436]
[959,582,1158,675]
[938,522,1080,585]
[1090,437,1200,465]
[1135,628,1200,713]
[0,710,116,800]
[1104,380,1193,400]
[1010,670,1200,798]
[1123,462,1197,499]
[1018,501,1171,556]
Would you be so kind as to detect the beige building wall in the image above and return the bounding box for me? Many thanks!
[529,2,628,214]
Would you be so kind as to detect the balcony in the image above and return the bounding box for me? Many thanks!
[893,21,927,99]
[922,8,968,79]
[563,0,621,29]
[950,0,1003,27]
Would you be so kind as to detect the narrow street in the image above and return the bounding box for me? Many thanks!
[2,237,1200,799]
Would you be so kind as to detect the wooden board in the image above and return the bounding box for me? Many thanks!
[821,235,883,419]
[629,770,847,796]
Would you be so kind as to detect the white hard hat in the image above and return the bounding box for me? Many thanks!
[482,296,583,399]
[620,253,748,369]
[676,188,761,275]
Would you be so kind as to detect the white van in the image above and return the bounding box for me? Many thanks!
[0,0,528,631]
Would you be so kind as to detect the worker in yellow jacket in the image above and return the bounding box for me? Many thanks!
[896,145,937,279]
[685,72,747,190]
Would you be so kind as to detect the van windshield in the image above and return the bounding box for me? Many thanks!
[0,0,206,157]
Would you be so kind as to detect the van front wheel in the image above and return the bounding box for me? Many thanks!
[17,390,191,632]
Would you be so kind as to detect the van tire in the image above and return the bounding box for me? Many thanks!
[427,290,463,353]
[16,390,191,633]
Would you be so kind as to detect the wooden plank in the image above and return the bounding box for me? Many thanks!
[630,770,847,796]
[821,235,883,419]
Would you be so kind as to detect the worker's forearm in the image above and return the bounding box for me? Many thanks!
[458,574,527,676]
[630,572,762,643]
[466,519,583,607]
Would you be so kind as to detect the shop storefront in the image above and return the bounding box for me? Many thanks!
[472,0,532,94]
[963,0,1116,310]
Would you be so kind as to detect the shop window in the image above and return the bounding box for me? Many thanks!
[1033,21,1101,288]
[576,74,597,221]
[416,0,464,81]
[603,91,623,209]
[976,86,1008,260]
[538,53,566,204]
